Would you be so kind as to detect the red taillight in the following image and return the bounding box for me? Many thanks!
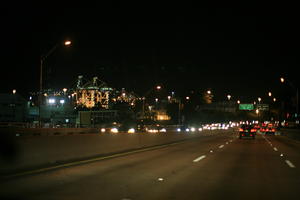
[251,129,256,132]
[239,128,244,132]
[250,134,253,136]
[242,134,245,136]
[272,129,275,132]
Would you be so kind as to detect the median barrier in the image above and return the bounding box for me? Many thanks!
[0,128,230,175]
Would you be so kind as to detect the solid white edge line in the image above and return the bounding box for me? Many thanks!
[193,155,206,162]
[285,160,296,168]
[219,145,224,148]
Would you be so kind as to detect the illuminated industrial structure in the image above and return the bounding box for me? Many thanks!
[74,76,112,109]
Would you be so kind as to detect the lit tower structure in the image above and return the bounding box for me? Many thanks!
[74,76,113,109]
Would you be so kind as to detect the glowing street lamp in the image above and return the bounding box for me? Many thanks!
[207,90,211,94]
[156,85,161,90]
[227,94,231,100]
[258,97,262,103]
[237,100,240,104]
[39,39,72,127]
[268,92,272,97]
[273,98,277,102]
[12,89,16,94]
[64,40,71,46]
[280,77,298,116]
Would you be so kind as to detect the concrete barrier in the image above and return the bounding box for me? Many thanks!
[0,128,230,175]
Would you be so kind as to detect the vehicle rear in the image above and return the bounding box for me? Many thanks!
[265,123,276,135]
[239,125,256,139]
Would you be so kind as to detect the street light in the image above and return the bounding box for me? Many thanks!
[39,40,71,127]
[142,85,162,119]
[268,92,272,97]
[258,97,262,103]
[280,77,298,116]
[227,94,231,101]
[237,100,240,104]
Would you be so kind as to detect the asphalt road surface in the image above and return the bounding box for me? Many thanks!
[1,130,300,200]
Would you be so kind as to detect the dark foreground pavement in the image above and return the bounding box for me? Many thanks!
[1,131,299,200]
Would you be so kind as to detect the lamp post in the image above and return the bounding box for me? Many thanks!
[39,40,71,128]
[142,85,161,119]
[280,77,298,117]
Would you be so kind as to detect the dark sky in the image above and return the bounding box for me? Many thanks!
[1,2,299,102]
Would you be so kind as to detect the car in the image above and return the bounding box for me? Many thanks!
[239,124,256,139]
[265,123,276,135]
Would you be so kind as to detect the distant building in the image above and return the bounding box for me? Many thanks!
[0,93,28,122]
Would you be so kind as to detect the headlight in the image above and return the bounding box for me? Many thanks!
[128,128,135,133]
[160,128,166,132]
[111,128,118,133]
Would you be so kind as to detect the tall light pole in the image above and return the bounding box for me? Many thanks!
[280,77,299,117]
[39,40,71,128]
[142,85,161,119]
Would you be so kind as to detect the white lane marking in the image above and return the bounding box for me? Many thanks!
[273,147,278,151]
[219,145,224,149]
[158,178,164,181]
[193,155,206,162]
[280,153,284,157]
[210,150,213,153]
[285,160,296,168]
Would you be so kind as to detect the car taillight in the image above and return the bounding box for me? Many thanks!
[272,129,275,132]
[251,129,256,132]
[239,128,244,132]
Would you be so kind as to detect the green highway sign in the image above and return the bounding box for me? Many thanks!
[239,104,254,110]
[257,104,269,111]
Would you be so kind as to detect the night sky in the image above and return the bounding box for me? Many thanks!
[1,2,299,102]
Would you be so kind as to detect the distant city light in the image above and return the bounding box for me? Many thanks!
[186,96,190,100]
[60,99,65,104]
[237,100,240,104]
[280,77,285,83]
[268,92,272,97]
[12,89,16,94]
[63,88,68,93]
[156,85,161,90]
[273,98,277,102]
[207,90,211,94]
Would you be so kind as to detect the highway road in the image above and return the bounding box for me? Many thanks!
[1,130,300,200]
